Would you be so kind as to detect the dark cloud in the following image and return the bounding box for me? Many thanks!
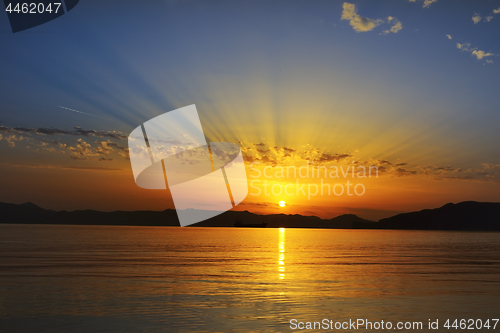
[2,162,123,171]
[443,176,474,180]
[31,127,72,135]
[0,126,18,134]
[0,125,126,139]
[394,167,417,176]
[238,202,271,207]
[317,153,351,162]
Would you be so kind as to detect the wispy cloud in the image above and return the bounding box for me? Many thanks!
[382,17,403,35]
[446,34,452,40]
[423,0,438,8]
[455,42,495,63]
[456,42,471,51]
[409,0,438,8]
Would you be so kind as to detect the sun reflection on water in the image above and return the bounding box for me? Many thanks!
[278,227,285,280]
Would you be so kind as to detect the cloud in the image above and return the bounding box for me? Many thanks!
[0,133,29,148]
[240,142,352,166]
[49,138,129,161]
[2,121,499,183]
[6,135,19,147]
[0,123,131,160]
[341,3,402,35]
[423,0,437,8]
[238,202,272,208]
[486,59,494,64]
[426,165,500,183]
[472,50,494,60]
[95,140,129,158]
[0,162,123,171]
[473,6,500,23]
[341,3,383,32]
[67,139,96,160]
[446,34,452,40]
[409,0,438,8]
[456,42,495,63]
[0,125,126,139]
[456,42,471,51]
[72,127,126,140]
[472,13,482,24]
[382,20,402,34]
[394,167,417,176]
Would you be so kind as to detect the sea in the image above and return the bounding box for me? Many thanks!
[0,224,499,332]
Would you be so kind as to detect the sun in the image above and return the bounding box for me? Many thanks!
[279,200,286,207]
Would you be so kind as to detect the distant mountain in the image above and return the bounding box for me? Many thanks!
[0,202,180,226]
[193,211,372,228]
[1,201,499,230]
[352,201,500,231]
[0,201,372,228]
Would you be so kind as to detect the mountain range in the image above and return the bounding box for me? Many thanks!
[0,201,499,231]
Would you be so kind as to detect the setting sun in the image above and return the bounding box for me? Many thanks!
[279,201,286,207]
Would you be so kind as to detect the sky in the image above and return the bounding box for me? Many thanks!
[0,0,499,221]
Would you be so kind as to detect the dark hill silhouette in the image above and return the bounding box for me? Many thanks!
[0,201,499,230]
[192,211,371,228]
[0,202,371,228]
[0,201,180,226]
[352,201,500,231]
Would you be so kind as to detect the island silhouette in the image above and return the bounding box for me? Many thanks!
[0,201,499,231]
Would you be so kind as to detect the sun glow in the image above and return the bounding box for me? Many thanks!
[279,200,286,207]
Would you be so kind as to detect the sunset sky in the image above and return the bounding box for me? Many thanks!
[1,0,499,221]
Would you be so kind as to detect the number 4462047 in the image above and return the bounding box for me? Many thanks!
[5,3,62,14]
[444,319,499,330]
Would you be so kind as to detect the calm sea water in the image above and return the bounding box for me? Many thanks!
[0,225,499,333]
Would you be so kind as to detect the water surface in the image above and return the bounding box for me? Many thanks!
[0,225,499,332]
